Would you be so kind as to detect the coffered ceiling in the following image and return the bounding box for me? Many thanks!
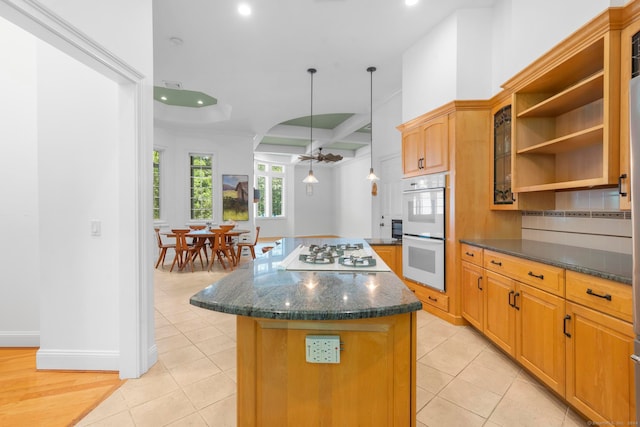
[152,0,495,164]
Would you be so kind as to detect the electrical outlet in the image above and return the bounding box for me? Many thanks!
[305,335,340,364]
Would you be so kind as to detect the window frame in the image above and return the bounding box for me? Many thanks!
[189,152,215,221]
[254,160,286,219]
[153,149,162,220]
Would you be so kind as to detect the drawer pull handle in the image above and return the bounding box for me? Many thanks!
[528,271,544,280]
[508,290,515,307]
[465,252,474,257]
[477,276,483,291]
[513,292,520,310]
[563,314,572,338]
[586,288,612,301]
[428,296,438,302]
[491,260,502,266]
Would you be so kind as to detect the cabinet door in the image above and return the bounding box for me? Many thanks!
[565,302,635,424]
[619,21,640,210]
[421,115,448,174]
[490,102,516,209]
[373,246,397,276]
[484,271,516,356]
[515,283,565,396]
[461,261,484,331]
[401,128,424,177]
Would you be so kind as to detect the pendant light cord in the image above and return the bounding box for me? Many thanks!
[308,68,316,174]
[368,66,375,170]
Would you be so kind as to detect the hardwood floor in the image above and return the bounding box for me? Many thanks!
[0,348,123,427]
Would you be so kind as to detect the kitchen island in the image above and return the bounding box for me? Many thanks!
[190,238,422,426]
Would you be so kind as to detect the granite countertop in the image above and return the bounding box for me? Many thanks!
[190,238,422,320]
[365,238,402,246]
[460,239,632,285]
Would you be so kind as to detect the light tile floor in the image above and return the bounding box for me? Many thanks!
[78,254,589,427]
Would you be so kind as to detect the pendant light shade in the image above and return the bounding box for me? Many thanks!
[303,68,319,184]
[366,66,379,181]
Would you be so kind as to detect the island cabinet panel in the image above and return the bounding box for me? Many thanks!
[565,301,635,424]
[237,313,417,427]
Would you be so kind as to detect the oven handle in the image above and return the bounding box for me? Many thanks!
[402,186,445,194]
[403,234,445,241]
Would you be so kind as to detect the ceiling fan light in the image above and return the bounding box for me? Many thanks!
[367,168,379,181]
[303,170,318,184]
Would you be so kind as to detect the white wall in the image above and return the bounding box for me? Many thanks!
[0,18,40,346]
[37,42,120,366]
[0,0,154,378]
[154,126,254,230]
[293,165,336,236]
[334,156,372,238]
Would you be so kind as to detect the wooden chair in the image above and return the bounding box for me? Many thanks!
[236,226,260,262]
[188,225,209,264]
[155,227,176,269]
[170,229,205,272]
[208,230,235,271]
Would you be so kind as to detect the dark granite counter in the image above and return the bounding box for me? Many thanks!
[365,238,402,246]
[190,237,422,320]
[460,239,632,285]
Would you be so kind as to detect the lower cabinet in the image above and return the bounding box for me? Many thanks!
[565,301,635,424]
[372,245,400,277]
[460,261,484,331]
[460,245,635,424]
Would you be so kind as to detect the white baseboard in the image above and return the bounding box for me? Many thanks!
[0,331,40,347]
[36,348,119,371]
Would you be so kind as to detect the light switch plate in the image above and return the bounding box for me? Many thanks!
[305,335,340,364]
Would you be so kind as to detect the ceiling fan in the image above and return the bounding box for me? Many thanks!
[299,147,343,163]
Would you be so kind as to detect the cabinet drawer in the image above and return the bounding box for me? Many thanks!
[484,250,565,297]
[460,244,483,266]
[566,271,632,322]
[404,280,449,312]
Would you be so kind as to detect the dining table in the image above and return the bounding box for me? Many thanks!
[163,227,250,271]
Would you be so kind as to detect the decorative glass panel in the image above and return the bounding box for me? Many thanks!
[493,105,513,205]
[633,31,640,78]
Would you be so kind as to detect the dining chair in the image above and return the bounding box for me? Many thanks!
[208,229,235,271]
[155,227,176,269]
[188,225,209,264]
[170,229,205,272]
[236,226,260,262]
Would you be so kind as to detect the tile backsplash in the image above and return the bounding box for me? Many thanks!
[521,188,632,254]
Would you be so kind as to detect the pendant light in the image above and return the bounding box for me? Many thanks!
[366,66,379,191]
[302,68,319,184]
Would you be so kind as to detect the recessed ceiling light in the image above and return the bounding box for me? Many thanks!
[238,3,251,16]
[405,0,419,6]
[161,96,168,101]
[197,100,203,105]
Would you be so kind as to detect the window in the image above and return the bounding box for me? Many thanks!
[153,149,161,219]
[255,161,285,218]
[190,154,213,220]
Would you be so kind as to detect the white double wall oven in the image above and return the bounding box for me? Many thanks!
[401,173,446,292]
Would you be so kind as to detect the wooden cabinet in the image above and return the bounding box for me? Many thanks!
[564,270,635,424]
[503,15,621,193]
[516,282,566,395]
[237,313,417,426]
[461,244,635,424]
[483,271,516,356]
[565,301,635,424]
[371,245,402,278]
[400,115,448,177]
[460,261,484,331]
[619,18,640,210]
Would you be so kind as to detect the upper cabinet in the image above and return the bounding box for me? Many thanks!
[503,14,621,193]
[619,18,640,210]
[399,114,448,177]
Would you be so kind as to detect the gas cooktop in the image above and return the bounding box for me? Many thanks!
[282,242,389,272]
